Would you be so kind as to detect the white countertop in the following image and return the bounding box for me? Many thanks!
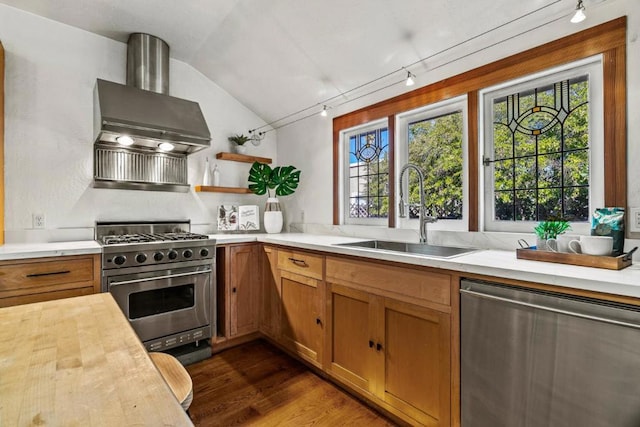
[3,233,640,300]
[257,233,640,300]
[0,240,102,261]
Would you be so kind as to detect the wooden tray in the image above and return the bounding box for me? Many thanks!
[516,247,633,270]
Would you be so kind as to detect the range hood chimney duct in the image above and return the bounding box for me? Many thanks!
[126,33,170,95]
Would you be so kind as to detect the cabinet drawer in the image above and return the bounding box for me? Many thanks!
[277,250,323,280]
[326,257,451,307]
[0,257,95,296]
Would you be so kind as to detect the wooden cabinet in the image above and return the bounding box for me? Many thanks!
[270,247,326,368]
[326,256,453,426]
[216,243,261,343]
[259,245,280,339]
[0,254,101,307]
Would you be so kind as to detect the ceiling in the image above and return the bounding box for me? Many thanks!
[0,0,588,128]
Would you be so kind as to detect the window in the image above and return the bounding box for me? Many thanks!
[482,58,603,233]
[333,20,625,231]
[397,97,468,231]
[342,120,390,225]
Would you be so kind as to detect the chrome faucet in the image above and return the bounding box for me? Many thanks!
[398,163,437,243]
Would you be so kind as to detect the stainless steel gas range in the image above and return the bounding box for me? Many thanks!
[96,221,215,359]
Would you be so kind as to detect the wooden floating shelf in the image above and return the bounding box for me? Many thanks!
[195,185,252,194]
[215,152,272,164]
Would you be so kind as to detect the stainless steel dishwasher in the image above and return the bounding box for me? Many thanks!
[460,279,640,427]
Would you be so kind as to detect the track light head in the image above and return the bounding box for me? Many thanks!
[405,71,415,86]
[320,105,328,117]
[570,0,586,23]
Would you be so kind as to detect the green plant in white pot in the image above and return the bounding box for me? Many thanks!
[228,134,251,154]
[248,162,300,233]
[534,219,571,251]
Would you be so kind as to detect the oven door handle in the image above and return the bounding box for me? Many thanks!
[109,269,212,287]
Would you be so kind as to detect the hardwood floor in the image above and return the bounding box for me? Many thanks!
[185,339,398,426]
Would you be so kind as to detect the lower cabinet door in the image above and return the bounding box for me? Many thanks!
[381,298,451,427]
[229,244,260,337]
[327,283,379,395]
[280,272,324,367]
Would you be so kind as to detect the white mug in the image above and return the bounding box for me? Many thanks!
[569,235,613,256]
[547,234,578,253]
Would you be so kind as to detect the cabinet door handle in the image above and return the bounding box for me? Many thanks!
[316,317,322,326]
[232,287,237,293]
[376,343,383,351]
[288,257,309,267]
[26,270,71,278]
[369,340,374,348]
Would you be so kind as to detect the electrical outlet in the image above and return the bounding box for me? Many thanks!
[630,208,640,232]
[32,213,45,229]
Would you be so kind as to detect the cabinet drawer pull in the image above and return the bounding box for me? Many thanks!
[369,340,374,348]
[376,342,383,352]
[288,257,309,267]
[26,270,71,278]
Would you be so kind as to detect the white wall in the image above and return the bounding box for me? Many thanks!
[278,0,640,241]
[0,4,276,242]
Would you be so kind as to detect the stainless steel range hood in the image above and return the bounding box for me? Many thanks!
[93,33,211,155]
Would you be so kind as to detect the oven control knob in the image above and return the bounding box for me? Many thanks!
[168,250,178,260]
[135,253,147,264]
[183,249,193,259]
[113,255,126,266]
[154,252,164,261]
[200,248,209,257]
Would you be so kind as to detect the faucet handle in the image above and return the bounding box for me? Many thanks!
[424,215,438,223]
[398,198,407,218]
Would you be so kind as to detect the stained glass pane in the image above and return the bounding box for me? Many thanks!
[348,126,389,219]
[491,74,590,222]
[494,159,513,191]
[538,153,561,188]
[514,132,535,157]
[495,191,514,220]
[564,150,589,186]
[564,187,589,221]
[515,157,536,189]
[564,104,589,150]
[538,188,563,219]
[538,122,561,154]
[494,124,512,159]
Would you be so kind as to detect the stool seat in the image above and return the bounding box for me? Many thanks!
[149,352,193,411]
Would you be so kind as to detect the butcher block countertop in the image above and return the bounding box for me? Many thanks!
[0,293,193,426]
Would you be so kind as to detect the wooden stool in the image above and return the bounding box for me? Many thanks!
[149,352,193,411]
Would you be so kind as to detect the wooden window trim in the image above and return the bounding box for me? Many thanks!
[333,17,627,229]
[1,41,4,244]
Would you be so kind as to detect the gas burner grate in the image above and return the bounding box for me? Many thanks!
[101,232,209,245]
[159,232,209,241]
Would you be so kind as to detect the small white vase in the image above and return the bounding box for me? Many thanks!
[234,145,247,155]
[264,197,283,234]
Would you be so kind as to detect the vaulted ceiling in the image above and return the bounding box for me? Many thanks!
[0,0,600,126]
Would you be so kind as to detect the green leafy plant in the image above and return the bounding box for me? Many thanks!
[228,134,251,146]
[534,220,571,240]
[248,162,300,197]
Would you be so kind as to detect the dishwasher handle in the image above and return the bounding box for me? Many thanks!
[460,288,640,330]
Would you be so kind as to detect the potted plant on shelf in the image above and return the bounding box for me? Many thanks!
[534,219,571,251]
[228,134,251,154]
[248,161,301,233]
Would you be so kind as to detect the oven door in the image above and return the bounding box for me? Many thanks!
[106,266,211,343]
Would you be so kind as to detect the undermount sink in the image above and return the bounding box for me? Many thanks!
[336,240,477,258]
